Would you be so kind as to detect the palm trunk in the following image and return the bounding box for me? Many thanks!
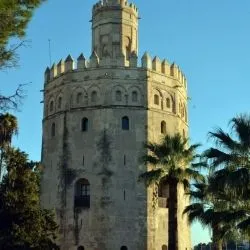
[213,239,223,250]
[168,179,178,250]
[212,225,223,250]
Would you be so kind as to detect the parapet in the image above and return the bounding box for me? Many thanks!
[44,51,187,88]
[141,52,187,87]
[92,0,138,15]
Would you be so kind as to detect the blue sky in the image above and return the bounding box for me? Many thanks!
[1,0,250,246]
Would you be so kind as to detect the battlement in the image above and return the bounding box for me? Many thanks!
[142,52,187,87]
[44,52,187,88]
[92,0,138,14]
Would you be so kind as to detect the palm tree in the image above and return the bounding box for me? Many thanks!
[204,114,250,233]
[183,179,241,250]
[0,113,18,179]
[139,133,203,250]
[184,114,250,250]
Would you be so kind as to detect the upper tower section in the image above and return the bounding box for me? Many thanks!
[92,0,139,67]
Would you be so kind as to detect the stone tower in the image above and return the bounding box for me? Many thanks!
[41,1,190,249]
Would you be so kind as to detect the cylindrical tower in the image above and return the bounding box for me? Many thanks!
[92,0,138,66]
[41,1,190,250]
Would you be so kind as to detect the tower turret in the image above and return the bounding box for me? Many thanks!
[92,0,138,66]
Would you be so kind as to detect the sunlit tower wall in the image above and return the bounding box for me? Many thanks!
[40,0,190,249]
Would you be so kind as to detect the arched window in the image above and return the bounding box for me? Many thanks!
[49,100,54,112]
[125,36,131,60]
[58,97,62,109]
[75,179,90,208]
[91,91,97,102]
[121,246,128,250]
[132,91,138,102]
[161,121,166,134]
[81,118,88,132]
[82,154,85,166]
[76,92,82,104]
[184,107,187,122]
[162,245,168,250]
[116,90,122,101]
[154,94,159,105]
[158,179,169,208]
[166,98,171,108]
[183,129,186,138]
[51,123,55,137]
[122,116,129,130]
[77,246,85,250]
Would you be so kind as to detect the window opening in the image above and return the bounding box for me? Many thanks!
[132,91,138,102]
[51,123,55,137]
[81,118,88,132]
[82,154,85,166]
[166,98,170,108]
[122,116,129,130]
[154,94,159,105]
[161,121,166,134]
[183,129,186,138]
[91,91,97,102]
[58,97,62,109]
[124,155,126,166]
[77,246,85,250]
[75,179,90,208]
[76,93,82,104]
[162,245,168,250]
[121,246,128,250]
[124,190,126,200]
[116,90,122,101]
[49,100,54,112]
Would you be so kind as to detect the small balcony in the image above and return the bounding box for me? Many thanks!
[158,197,168,208]
[74,195,90,208]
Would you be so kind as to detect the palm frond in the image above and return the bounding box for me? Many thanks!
[203,148,233,170]
[231,114,250,150]
[208,128,239,151]
[138,168,164,186]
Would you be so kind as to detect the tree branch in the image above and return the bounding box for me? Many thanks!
[0,84,28,111]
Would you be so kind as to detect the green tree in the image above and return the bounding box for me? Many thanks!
[204,114,250,236]
[0,0,46,69]
[184,114,250,250]
[0,148,59,249]
[183,179,237,250]
[139,133,203,250]
[0,112,18,179]
[0,0,46,110]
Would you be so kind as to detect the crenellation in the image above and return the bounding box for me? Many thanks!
[57,59,65,75]
[152,56,161,72]
[50,64,57,80]
[65,55,74,72]
[161,59,170,75]
[129,51,138,67]
[92,0,138,14]
[89,51,99,68]
[44,67,50,83]
[77,53,86,69]
[141,52,152,69]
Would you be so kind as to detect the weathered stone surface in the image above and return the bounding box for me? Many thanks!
[41,1,190,249]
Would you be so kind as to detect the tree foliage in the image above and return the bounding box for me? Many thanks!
[184,114,250,249]
[0,148,59,249]
[139,133,203,250]
[0,112,18,179]
[0,0,46,69]
[0,0,46,111]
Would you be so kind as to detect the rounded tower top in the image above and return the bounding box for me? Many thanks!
[92,0,139,67]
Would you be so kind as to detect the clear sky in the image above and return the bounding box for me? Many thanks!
[1,0,250,247]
